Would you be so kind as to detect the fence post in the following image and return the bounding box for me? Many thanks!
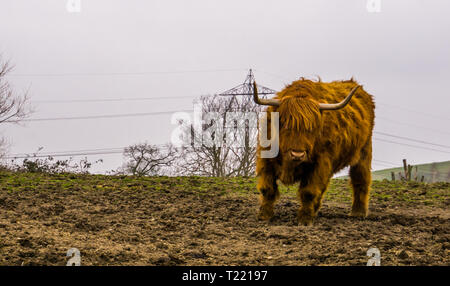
[407,165,413,181]
[402,159,408,181]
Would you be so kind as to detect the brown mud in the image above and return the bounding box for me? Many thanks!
[0,173,448,265]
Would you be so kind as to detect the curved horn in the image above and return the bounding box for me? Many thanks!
[318,85,361,110]
[253,81,280,107]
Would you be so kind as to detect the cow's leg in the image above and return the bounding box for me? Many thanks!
[349,140,372,217]
[256,160,279,220]
[297,159,332,226]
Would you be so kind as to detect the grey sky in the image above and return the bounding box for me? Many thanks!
[1,0,449,173]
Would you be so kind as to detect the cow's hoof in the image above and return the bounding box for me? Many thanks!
[258,204,274,221]
[298,214,314,226]
[257,210,274,221]
[350,208,368,218]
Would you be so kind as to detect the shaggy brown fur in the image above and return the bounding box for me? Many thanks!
[256,78,375,225]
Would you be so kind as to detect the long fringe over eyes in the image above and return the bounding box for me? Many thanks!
[277,97,321,132]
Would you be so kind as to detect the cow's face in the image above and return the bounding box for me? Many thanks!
[279,128,316,163]
[276,97,322,165]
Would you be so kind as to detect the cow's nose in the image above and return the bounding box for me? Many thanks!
[290,150,306,161]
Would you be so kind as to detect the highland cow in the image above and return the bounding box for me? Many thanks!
[253,78,375,225]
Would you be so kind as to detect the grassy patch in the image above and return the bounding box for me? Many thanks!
[0,171,448,207]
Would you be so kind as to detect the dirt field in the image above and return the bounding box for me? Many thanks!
[0,171,448,266]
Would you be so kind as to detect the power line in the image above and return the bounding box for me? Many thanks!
[9,147,126,158]
[374,131,450,149]
[7,136,450,161]
[373,137,450,154]
[376,116,450,136]
[377,102,450,122]
[373,159,399,167]
[5,109,194,123]
[9,112,450,151]
[6,68,248,78]
[5,150,124,159]
[5,144,171,159]
[6,119,450,154]
[32,95,198,104]
[6,113,450,157]
[30,70,274,104]
[372,162,397,168]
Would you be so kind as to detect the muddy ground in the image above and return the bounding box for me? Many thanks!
[0,172,448,265]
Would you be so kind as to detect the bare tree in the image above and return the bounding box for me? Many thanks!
[121,143,178,176]
[175,94,262,177]
[0,58,31,124]
[0,57,32,160]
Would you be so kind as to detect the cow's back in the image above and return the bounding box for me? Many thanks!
[317,80,375,172]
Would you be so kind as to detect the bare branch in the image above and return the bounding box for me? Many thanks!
[175,94,261,177]
[0,57,32,125]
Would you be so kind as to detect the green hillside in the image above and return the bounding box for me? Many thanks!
[350,160,450,182]
[372,160,450,182]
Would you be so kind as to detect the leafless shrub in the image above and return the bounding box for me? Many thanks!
[120,143,178,176]
[8,147,103,174]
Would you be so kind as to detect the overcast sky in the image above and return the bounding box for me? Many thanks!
[0,0,449,174]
